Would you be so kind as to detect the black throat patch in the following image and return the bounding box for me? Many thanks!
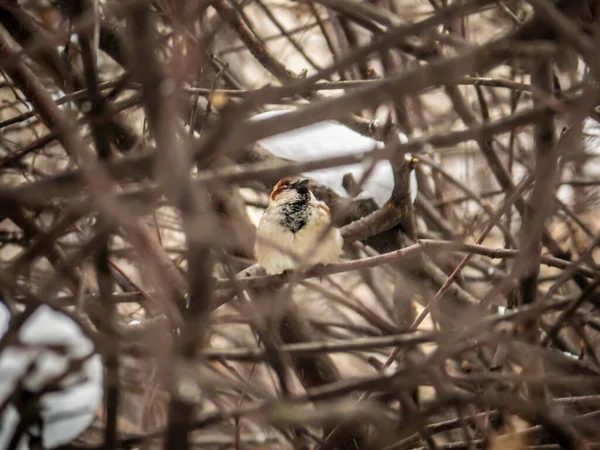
[279,192,311,233]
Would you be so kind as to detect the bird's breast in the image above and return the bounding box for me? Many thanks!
[278,198,310,233]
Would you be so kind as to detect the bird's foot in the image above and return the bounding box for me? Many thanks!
[311,263,327,281]
[265,269,291,289]
[280,269,292,278]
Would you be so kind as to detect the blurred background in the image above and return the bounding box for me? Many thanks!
[1,0,600,449]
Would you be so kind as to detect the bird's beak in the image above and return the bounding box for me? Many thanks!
[297,178,309,190]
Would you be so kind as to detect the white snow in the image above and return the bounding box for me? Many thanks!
[252,110,418,206]
[0,302,103,449]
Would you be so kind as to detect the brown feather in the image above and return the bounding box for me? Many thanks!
[317,202,330,214]
[270,178,291,203]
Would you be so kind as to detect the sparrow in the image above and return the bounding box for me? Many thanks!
[254,178,344,275]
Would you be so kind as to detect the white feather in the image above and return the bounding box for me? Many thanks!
[255,189,343,274]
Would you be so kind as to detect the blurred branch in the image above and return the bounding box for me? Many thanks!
[6,104,554,210]
[212,239,598,296]
[213,0,297,81]
[126,4,214,450]
[70,0,119,446]
[1,0,600,448]
[0,4,139,152]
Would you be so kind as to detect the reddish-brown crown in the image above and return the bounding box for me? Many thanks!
[269,178,291,202]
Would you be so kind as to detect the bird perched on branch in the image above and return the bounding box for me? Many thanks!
[255,178,344,275]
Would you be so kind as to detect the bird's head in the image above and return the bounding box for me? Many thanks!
[269,177,310,205]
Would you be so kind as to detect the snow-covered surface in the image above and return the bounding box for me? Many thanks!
[0,302,103,449]
[252,110,418,206]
